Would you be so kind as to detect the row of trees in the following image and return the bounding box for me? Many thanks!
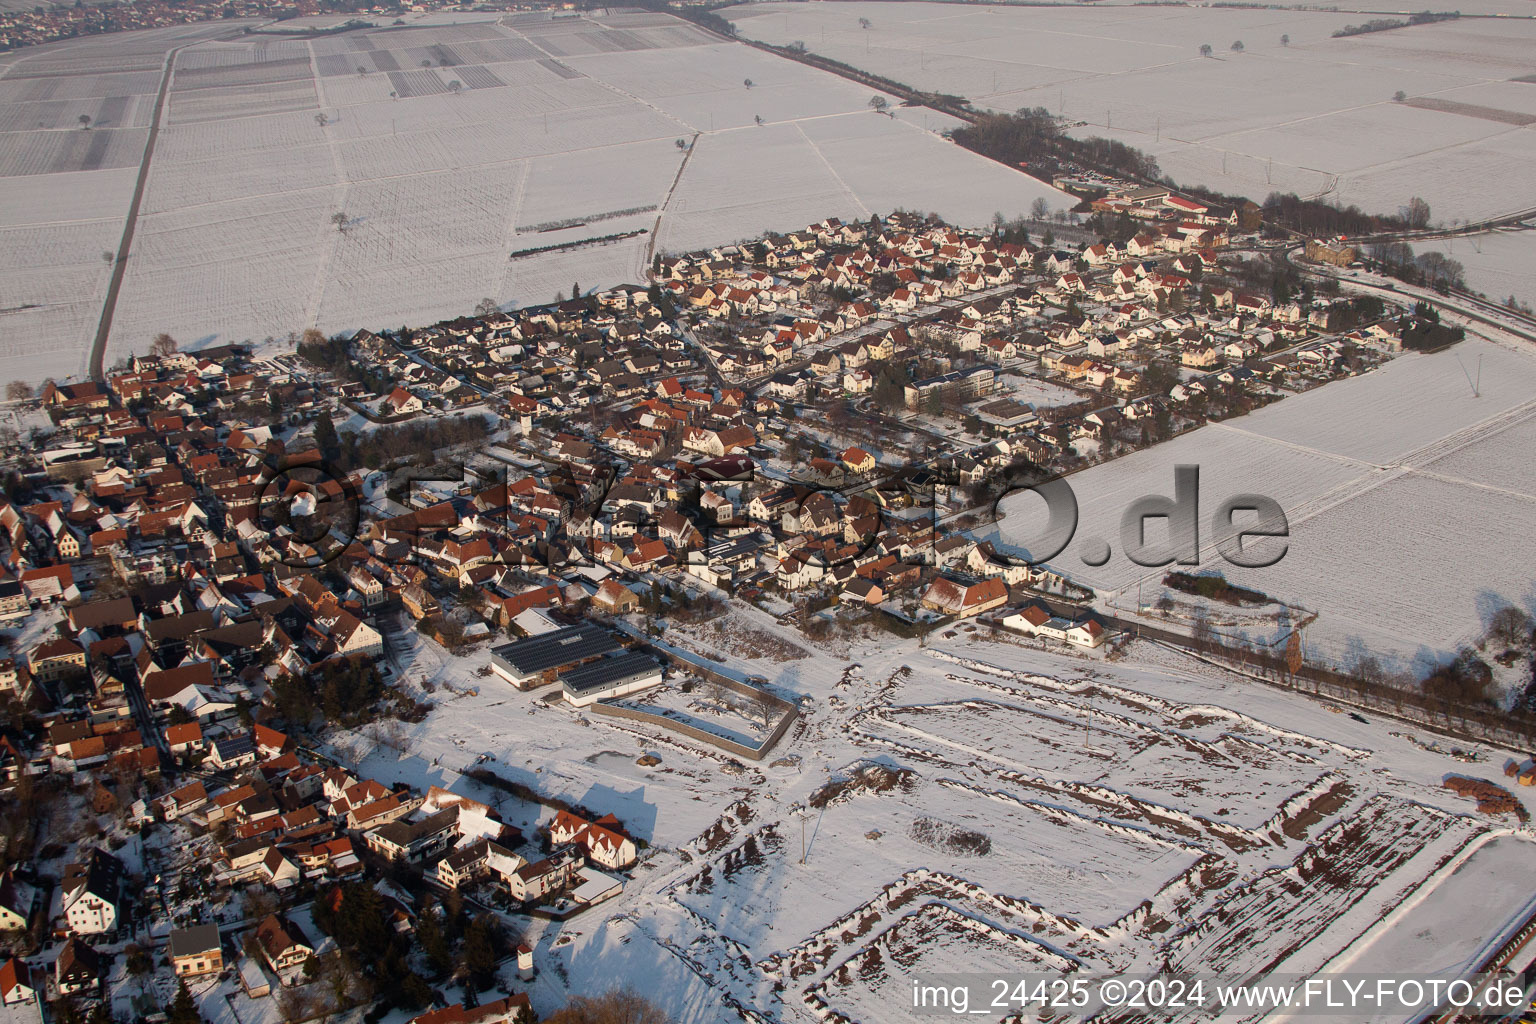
[950,106,1161,184]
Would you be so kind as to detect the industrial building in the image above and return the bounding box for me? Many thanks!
[559,651,663,707]
[489,623,624,690]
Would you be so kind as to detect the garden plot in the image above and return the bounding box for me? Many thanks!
[0,126,146,175]
[994,373,1083,409]
[674,772,1200,952]
[1328,834,1536,979]
[108,192,332,352]
[808,902,1067,1024]
[1166,796,1486,978]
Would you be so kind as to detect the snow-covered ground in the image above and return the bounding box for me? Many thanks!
[0,10,1068,380]
[728,2,1536,223]
[1418,226,1536,311]
[331,605,1536,1022]
[978,336,1536,673]
[0,20,239,382]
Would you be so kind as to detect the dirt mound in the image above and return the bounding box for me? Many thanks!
[908,816,992,856]
[809,763,917,809]
[1443,775,1527,819]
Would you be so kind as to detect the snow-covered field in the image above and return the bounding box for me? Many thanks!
[980,336,1536,672]
[728,2,1536,223]
[344,609,1536,1022]
[0,10,1067,379]
[0,22,240,382]
[1419,226,1536,311]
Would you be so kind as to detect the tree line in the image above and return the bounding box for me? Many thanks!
[951,107,1161,184]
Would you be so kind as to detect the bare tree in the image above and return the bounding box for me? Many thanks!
[473,297,499,317]
[357,65,367,76]
[675,137,688,150]
[858,16,871,29]
[101,250,114,264]
[78,114,91,129]
[544,987,667,1024]
[1393,89,1407,102]
[149,333,178,358]
[5,381,31,402]
[314,112,328,127]
[1030,196,1050,220]
[1400,196,1431,229]
[1487,605,1534,649]
[1199,43,1213,56]
[448,80,463,95]
[1230,39,1244,51]
[753,114,763,125]
[1280,33,1289,45]
[868,95,888,113]
[743,78,753,89]
[331,212,348,232]
[752,686,778,728]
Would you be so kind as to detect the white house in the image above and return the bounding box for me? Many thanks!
[61,850,122,935]
[1001,603,1108,648]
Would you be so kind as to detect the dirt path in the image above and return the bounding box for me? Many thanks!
[645,131,700,277]
[88,41,185,381]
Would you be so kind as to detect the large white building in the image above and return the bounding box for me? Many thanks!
[558,652,663,708]
[61,850,122,936]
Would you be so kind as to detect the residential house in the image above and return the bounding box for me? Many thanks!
[254,914,312,984]
[919,576,1008,619]
[61,849,123,935]
[168,924,224,978]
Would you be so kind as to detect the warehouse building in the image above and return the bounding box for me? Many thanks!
[489,623,623,690]
[559,651,663,707]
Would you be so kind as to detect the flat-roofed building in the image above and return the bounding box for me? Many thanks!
[558,651,663,708]
[489,623,622,690]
